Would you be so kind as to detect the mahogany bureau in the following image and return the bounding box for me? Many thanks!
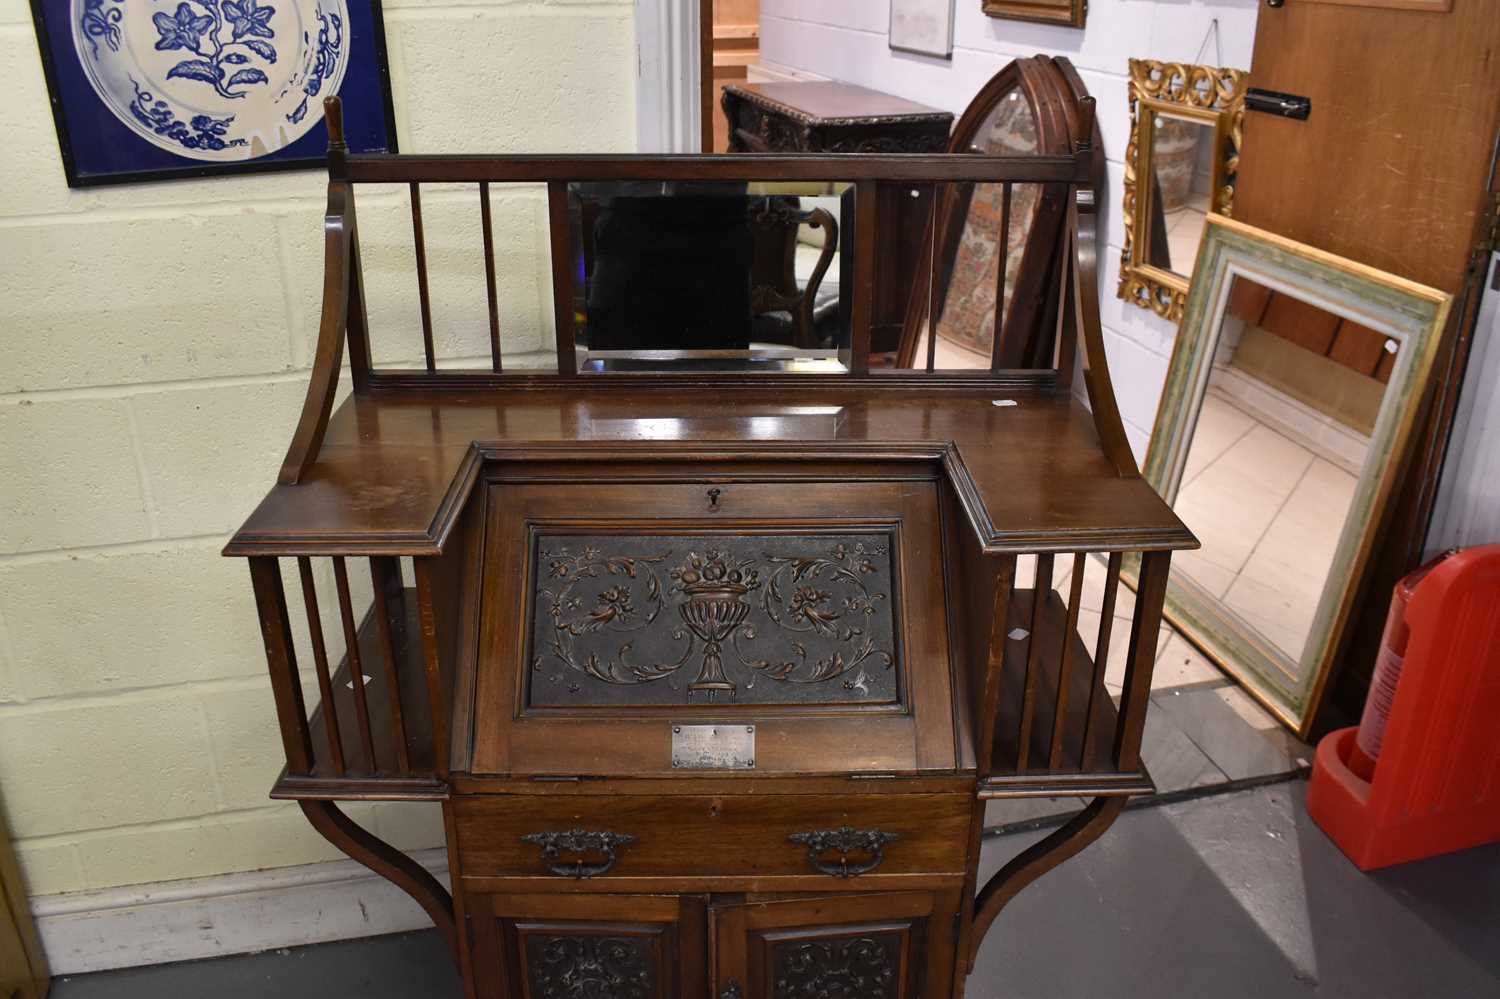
[228,65,1194,999]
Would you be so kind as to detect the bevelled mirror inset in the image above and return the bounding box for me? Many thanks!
[1119,59,1248,322]
[565,182,850,373]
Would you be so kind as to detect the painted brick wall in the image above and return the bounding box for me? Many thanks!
[0,0,635,896]
[759,0,1261,457]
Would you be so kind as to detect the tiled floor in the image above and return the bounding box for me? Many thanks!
[53,782,1500,998]
[1175,391,1359,661]
[1163,197,1209,277]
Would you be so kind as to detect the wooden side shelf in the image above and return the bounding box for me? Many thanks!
[983,588,1154,798]
[273,588,444,802]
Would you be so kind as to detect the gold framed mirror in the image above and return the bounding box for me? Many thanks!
[1131,216,1450,736]
[1118,59,1248,322]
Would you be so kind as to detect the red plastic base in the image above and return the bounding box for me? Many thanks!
[1307,546,1500,872]
[1308,726,1500,871]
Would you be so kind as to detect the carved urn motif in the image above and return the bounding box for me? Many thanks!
[671,550,761,696]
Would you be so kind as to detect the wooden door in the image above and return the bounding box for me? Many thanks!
[710,892,957,999]
[1234,0,1500,730]
[1,801,48,999]
[472,893,708,999]
[708,0,760,153]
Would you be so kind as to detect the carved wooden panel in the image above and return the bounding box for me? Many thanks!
[526,531,902,707]
[521,931,658,999]
[770,931,905,999]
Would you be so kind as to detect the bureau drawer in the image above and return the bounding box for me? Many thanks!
[454,793,971,880]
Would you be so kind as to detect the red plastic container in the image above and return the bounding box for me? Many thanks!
[1307,544,1500,871]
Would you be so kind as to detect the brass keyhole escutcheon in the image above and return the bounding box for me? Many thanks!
[707,487,722,509]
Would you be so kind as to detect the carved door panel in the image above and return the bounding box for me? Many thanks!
[472,893,708,999]
[710,891,956,999]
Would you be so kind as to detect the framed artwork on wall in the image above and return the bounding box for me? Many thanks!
[890,0,955,59]
[28,0,398,187]
[980,0,1086,28]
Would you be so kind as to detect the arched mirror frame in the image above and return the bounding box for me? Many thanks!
[896,56,1081,370]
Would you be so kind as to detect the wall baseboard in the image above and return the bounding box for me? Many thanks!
[32,849,447,976]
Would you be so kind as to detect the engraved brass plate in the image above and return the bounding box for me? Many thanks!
[671,724,756,770]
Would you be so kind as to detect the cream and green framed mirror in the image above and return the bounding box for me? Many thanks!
[1133,216,1451,736]
[1118,59,1248,322]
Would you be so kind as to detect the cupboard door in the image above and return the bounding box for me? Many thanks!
[711,892,956,999]
[473,893,707,999]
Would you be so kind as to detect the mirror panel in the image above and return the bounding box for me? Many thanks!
[1145,112,1216,279]
[926,89,1044,369]
[1138,216,1450,735]
[1172,274,1390,664]
[566,182,850,373]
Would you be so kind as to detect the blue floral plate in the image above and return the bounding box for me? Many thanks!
[72,0,349,161]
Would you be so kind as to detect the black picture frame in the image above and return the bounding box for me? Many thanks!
[28,0,399,187]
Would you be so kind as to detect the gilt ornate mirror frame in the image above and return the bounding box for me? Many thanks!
[1118,59,1248,322]
[1131,216,1450,736]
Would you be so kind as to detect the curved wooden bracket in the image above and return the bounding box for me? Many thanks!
[967,795,1127,970]
[278,183,353,485]
[299,800,458,964]
[1057,69,1141,479]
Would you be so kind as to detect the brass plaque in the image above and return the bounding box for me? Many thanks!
[671,724,755,770]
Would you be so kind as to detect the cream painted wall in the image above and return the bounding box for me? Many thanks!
[0,0,635,897]
[759,0,1262,459]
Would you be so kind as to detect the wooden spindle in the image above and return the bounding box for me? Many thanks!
[409,182,436,372]
[976,560,1017,776]
[323,96,347,179]
[333,556,380,773]
[370,558,411,773]
[480,182,502,372]
[1048,553,1087,770]
[925,185,941,372]
[547,181,576,375]
[414,561,451,781]
[248,558,314,774]
[1075,96,1097,154]
[846,180,877,375]
[990,182,1014,371]
[1081,552,1123,766]
[1113,551,1171,771]
[297,557,346,775]
[1014,553,1053,772]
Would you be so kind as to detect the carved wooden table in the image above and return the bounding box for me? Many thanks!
[723,82,954,360]
[230,68,1193,999]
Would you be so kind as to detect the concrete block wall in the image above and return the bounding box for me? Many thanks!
[759,0,1261,457]
[0,0,635,896]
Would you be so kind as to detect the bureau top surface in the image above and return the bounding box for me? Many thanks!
[226,386,1193,557]
[724,82,954,125]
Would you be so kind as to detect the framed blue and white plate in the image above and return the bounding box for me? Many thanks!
[29,0,396,186]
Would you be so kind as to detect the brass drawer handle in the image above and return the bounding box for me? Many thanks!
[789,825,900,878]
[520,828,636,879]
[720,980,743,999]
